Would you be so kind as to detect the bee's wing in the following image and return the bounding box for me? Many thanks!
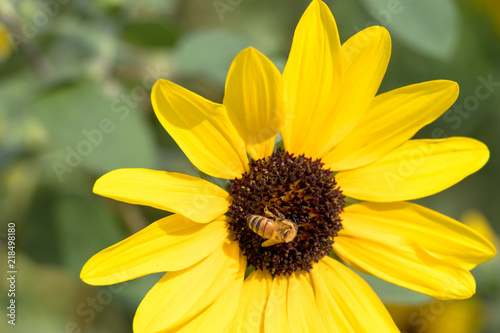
[261,235,284,247]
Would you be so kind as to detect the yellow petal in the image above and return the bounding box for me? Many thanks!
[311,257,399,332]
[93,168,230,223]
[226,269,272,332]
[152,79,248,179]
[264,275,289,333]
[287,271,328,333]
[324,80,459,170]
[336,137,489,202]
[334,202,496,299]
[224,47,284,160]
[316,25,392,157]
[170,251,245,333]
[133,237,245,333]
[0,24,13,60]
[80,215,229,285]
[281,0,342,157]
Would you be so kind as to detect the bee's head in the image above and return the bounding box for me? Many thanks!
[284,222,298,243]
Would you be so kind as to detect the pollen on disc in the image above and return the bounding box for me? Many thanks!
[227,148,344,276]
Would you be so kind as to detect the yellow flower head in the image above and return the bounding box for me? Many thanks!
[0,23,13,60]
[81,0,496,331]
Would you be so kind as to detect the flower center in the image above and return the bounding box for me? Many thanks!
[228,149,344,275]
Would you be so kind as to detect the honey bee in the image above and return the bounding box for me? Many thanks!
[247,206,298,247]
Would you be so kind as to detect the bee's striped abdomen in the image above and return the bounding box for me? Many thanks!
[247,215,276,239]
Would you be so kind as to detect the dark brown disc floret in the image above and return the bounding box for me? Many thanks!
[227,148,344,276]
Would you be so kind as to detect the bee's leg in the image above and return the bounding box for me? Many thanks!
[276,211,286,220]
[264,206,275,218]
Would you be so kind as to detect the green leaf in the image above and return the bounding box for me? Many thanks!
[0,254,130,333]
[0,254,81,333]
[21,171,126,274]
[359,0,460,60]
[33,82,157,179]
[50,18,119,82]
[97,0,176,15]
[54,193,125,274]
[122,20,178,47]
[115,272,163,309]
[0,70,47,149]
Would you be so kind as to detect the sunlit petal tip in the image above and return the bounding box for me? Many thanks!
[323,79,463,170]
[434,272,476,300]
[337,137,491,202]
[240,46,258,55]
[449,79,459,94]
[342,24,391,71]
[462,210,500,249]
[426,79,460,102]
[487,243,496,258]
[80,215,229,286]
[80,259,102,286]
[350,24,391,47]
[224,44,283,160]
[237,47,264,64]
[92,168,230,223]
[335,202,493,300]
[380,26,392,54]
[425,272,476,301]
[472,232,497,261]
[152,79,248,179]
[80,251,128,286]
[314,21,392,156]
[432,79,460,102]
[477,139,490,163]
[313,0,335,13]
[460,215,497,262]
[343,24,392,80]
[369,25,391,50]
[229,46,262,66]
[281,0,342,157]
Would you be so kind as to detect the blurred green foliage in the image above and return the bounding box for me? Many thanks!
[0,0,499,332]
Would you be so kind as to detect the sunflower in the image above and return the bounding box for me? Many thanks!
[81,0,496,331]
[0,23,12,60]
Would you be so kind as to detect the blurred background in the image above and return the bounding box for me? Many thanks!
[0,0,499,332]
